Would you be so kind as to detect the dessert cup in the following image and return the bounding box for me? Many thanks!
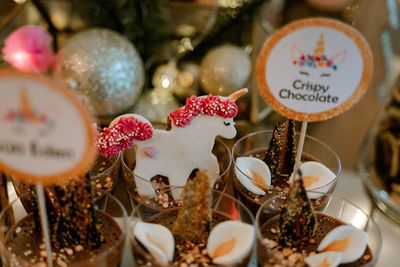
[11,153,121,211]
[232,130,341,215]
[89,153,121,198]
[0,190,127,267]
[130,188,255,267]
[256,193,382,267]
[122,137,232,207]
[89,125,122,198]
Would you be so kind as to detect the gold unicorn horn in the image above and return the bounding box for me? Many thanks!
[228,88,248,102]
[313,33,325,56]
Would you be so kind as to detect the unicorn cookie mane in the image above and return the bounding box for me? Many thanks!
[169,95,239,127]
[96,115,153,158]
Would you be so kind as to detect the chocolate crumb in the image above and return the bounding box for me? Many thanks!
[363,254,371,261]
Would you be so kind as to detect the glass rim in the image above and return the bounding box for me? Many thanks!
[131,187,255,223]
[357,157,400,221]
[232,129,342,192]
[121,137,232,183]
[361,171,400,220]
[254,192,382,266]
[89,152,121,179]
[0,189,128,266]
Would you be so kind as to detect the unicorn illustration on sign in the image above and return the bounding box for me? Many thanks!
[97,89,248,198]
[3,88,54,134]
[292,33,347,79]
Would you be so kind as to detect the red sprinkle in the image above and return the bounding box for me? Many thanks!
[96,116,153,158]
[169,94,238,127]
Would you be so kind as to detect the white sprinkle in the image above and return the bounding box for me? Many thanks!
[40,250,47,257]
[65,248,73,255]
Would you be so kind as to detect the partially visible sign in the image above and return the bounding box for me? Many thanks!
[0,70,96,184]
[256,18,373,122]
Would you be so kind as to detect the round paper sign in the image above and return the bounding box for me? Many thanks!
[256,18,373,122]
[0,70,96,184]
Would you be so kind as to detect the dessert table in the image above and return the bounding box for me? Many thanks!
[5,168,398,266]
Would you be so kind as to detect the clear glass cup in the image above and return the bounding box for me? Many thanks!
[0,190,128,267]
[358,133,400,224]
[122,137,232,207]
[89,153,121,198]
[255,193,382,267]
[357,78,400,223]
[232,130,342,215]
[129,188,255,267]
[10,153,121,211]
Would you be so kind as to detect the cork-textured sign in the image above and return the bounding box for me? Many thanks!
[0,70,96,184]
[256,18,373,122]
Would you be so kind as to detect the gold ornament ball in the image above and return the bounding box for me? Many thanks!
[200,44,251,96]
[55,28,145,117]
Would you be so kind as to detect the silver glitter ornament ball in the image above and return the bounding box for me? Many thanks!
[55,28,145,117]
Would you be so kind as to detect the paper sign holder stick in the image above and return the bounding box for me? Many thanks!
[36,183,54,267]
[293,121,308,180]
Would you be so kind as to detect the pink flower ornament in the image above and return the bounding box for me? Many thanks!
[2,25,55,73]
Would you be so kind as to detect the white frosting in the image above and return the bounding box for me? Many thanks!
[134,222,175,266]
[234,157,271,195]
[305,251,342,267]
[207,221,255,265]
[133,115,237,198]
[317,225,368,264]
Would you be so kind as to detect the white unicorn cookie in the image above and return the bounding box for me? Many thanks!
[97,89,247,198]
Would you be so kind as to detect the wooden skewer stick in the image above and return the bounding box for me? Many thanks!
[293,121,308,180]
[36,183,54,267]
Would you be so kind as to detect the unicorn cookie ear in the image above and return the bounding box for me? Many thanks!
[228,88,248,102]
[329,50,347,66]
[97,113,154,158]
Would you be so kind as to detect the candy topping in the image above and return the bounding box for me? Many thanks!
[234,157,271,195]
[317,225,369,264]
[97,115,153,158]
[143,147,158,159]
[264,119,296,185]
[305,252,342,267]
[172,170,211,244]
[169,94,238,127]
[279,170,317,246]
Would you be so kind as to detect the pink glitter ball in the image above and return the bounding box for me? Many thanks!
[2,25,55,73]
